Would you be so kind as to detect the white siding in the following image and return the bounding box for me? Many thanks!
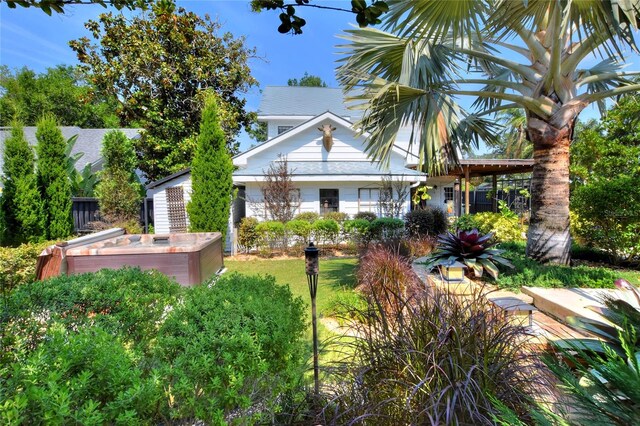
[266,119,309,139]
[240,125,410,175]
[244,181,412,220]
[148,174,192,234]
[423,176,457,211]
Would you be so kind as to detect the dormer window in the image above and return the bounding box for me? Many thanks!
[277,125,293,135]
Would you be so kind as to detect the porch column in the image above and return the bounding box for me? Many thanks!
[454,179,461,217]
[492,174,498,213]
[464,166,470,215]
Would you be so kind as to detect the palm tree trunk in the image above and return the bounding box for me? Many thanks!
[526,119,572,265]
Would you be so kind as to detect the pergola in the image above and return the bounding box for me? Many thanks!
[446,159,534,215]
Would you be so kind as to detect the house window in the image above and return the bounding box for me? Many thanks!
[277,125,293,135]
[358,188,380,213]
[444,187,454,202]
[320,189,339,215]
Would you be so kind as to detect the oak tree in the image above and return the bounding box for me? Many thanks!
[70,0,257,181]
[0,65,119,128]
[4,0,150,15]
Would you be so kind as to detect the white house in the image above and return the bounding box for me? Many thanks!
[147,86,459,249]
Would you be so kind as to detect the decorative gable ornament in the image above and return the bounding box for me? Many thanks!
[318,124,336,152]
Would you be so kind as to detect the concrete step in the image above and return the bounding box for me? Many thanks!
[521,287,630,326]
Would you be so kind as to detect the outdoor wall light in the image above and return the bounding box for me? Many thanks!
[440,260,467,283]
[304,242,320,397]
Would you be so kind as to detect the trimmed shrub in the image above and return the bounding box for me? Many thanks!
[453,213,480,231]
[0,240,53,293]
[473,212,525,242]
[285,219,312,244]
[155,273,306,423]
[404,207,447,237]
[368,217,404,241]
[294,212,319,223]
[354,211,377,222]
[1,325,162,424]
[1,270,308,424]
[343,219,371,245]
[323,211,349,223]
[35,116,73,240]
[187,95,234,239]
[312,218,340,246]
[571,176,640,263]
[3,267,181,355]
[255,220,286,251]
[237,216,260,253]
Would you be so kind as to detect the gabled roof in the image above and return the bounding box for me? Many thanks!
[235,111,417,167]
[234,111,356,166]
[258,86,355,118]
[0,126,141,174]
[146,167,191,190]
[234,160,423,180]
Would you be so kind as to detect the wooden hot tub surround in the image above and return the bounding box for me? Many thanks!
[64,232,223,286]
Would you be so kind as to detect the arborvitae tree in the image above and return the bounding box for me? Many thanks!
[187,94,234,239]
[14,174,45,242]
[0,122,44,245]
[94,130,142,226]
[36,116,74,240]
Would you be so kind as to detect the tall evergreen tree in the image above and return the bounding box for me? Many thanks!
[94,130,142,226]
[36,116,73,240]
[187,94,234,239]
[14,174,46,243]
[0,122,44,245]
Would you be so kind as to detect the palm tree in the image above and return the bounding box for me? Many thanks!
[490,108,532,159]
[337,0,640,264]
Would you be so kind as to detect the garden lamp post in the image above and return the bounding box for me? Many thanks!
[304,241,320,397]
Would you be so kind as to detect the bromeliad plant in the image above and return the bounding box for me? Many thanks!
[426,228,513,279]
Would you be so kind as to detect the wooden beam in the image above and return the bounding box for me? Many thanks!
[492,174,498,213]
[464,166,470,215]
[454,179,462,217]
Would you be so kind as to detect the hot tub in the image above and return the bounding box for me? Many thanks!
[65,232,224,286]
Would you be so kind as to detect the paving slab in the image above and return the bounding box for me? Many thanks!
[521,287,637,325]
[411,264,599,349]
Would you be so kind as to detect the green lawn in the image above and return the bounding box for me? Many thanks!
[224,256,358,316]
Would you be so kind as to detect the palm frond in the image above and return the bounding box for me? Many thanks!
[383,0,486,47]
[337,27,460,91]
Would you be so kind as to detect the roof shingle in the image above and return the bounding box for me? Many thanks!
[258,86,357,119]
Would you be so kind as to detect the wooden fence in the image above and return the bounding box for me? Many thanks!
[72,197,154,233]
[468,178,531,214]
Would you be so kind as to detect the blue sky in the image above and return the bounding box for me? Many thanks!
[1,1,639,152]
[0,0,357,150]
